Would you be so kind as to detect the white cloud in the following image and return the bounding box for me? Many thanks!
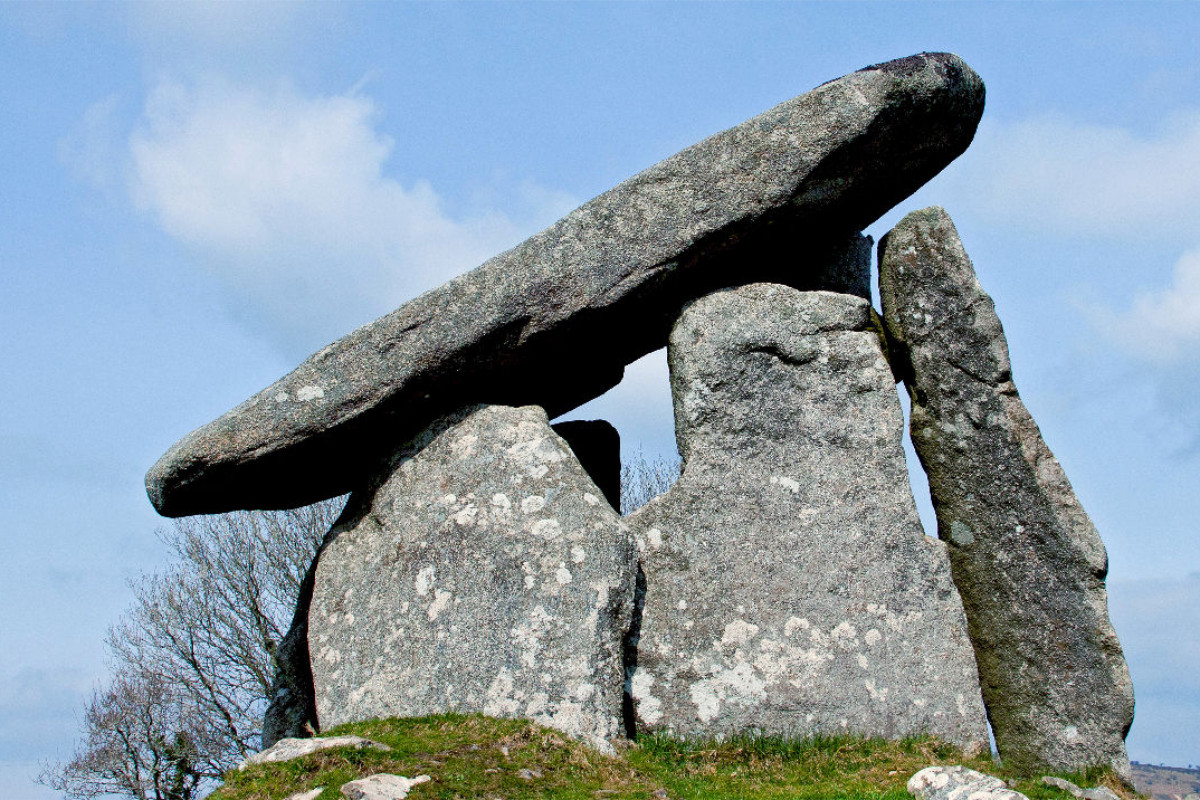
[1101,249,1200,364]
[950,112,1200,241]
[127,78,575,354]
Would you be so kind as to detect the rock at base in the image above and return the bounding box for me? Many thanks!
[341,774,430,800]
[909,766,1027,800]
[240,735,391,769]
[878,207,1134,780]
[626,284,988,749]
[309,405,634,751]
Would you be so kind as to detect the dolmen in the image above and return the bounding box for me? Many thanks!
[146,53,1135,781]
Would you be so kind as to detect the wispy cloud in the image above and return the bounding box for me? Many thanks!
[1099,249,1200,364]
[945,111,1200,446]
[126,78,575,355]
[951,112,1200,242]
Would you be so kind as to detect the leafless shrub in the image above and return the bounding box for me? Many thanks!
[41,500,342,799]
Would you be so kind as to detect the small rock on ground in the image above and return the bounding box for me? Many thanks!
[909,766,1028,800]
[1043,777,1085,797]
[283,790,324,800]
[341,773,431,800]
[239,735,391,769]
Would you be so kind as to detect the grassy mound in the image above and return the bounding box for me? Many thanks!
[216,715,1131,800]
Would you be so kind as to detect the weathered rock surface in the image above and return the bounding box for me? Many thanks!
[909,766,1027,800]
[239,735,391,769]
[625,284,988,748]
[309,404,634,751]
[262,418,621,748]
[341,774,430,800]
[878,207,1134,779]
[147,52,985,517]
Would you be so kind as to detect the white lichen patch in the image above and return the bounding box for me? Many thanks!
[451,432,479,459]
[453,503,478,526]
[720,619,760,648]
[484,668,521,716]
[555,565,573,585]
[583,492,600,506]
[521,495,546,514]
[689,661,766,723]
[296,384,325,401]
[864,678,889,702]
[570,546,586,564]
[427,590,452,621]
[769,475,801,494]
[415,566,436,597]
[531,519,562,540]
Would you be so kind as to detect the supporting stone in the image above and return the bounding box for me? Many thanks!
[308,404,635,751]
[878,207,1134,779]
[626,283,988,749]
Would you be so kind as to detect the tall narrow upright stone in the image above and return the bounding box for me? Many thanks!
[878,207,1134,779]
[626,283,988,749]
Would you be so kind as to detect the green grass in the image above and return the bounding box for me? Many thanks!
[213,715,1134,800]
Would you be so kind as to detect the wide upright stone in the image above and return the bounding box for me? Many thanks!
[308,404,634,751]
[878,207,1134,779]
[626,284,988,749]
[148,52,985,516]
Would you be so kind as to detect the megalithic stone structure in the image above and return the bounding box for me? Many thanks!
[625,283,990,750]
[146,52,985,517]
[877,207,1135,780]
[307,405,635,752]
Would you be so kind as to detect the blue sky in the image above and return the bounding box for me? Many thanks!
[2,3,1199,796]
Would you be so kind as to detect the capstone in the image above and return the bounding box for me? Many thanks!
[146,52,985,516]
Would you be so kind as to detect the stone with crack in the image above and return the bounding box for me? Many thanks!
[625,283,988,748]
[878,206,1135,781]
[308,404,634,752]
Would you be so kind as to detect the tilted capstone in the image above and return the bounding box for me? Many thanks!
[625,282,989,750]
[146,51,985,517]
[878,207,1134,780]
[307,404,635,752]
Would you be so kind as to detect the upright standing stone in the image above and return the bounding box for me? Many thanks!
[146,52,985,517]
[626,283,988,749]
[308,404,634,751]
[878,207,1134,779]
